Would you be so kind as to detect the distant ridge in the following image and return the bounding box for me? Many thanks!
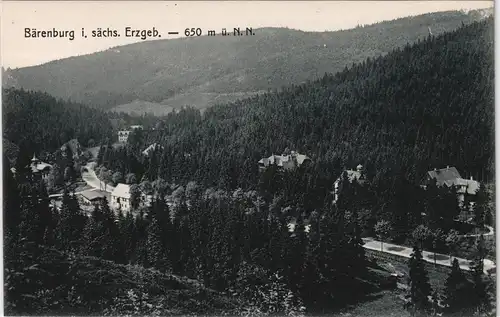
[3,9,492,115]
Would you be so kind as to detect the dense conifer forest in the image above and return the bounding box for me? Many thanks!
[3,17,495,317]
[102,18,494,190]
[3,88,113,155]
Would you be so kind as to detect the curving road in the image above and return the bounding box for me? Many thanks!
[82,163,115,193]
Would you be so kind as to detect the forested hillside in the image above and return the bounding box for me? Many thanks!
[105,17,494,190]
[4,16,495,317]
[3,88,114,158]
[3,9,491,114]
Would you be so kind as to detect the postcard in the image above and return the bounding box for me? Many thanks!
[1,1,495,316]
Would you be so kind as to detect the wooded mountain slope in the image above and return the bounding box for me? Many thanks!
[3,9,491,115]
[126,17,493,189]
[3,88,113,156]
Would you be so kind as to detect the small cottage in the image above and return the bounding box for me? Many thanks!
[30,154,52,180]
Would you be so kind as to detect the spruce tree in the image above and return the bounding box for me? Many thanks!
[405,245,432,317]
[119,211,137,263]
[100,198,125,263]
[443,258,474,315]
[4,161,21,247]
[286,215,307,297]
[146,215,170,271]
[469,235,491,315]
[473,184,489,229]
[300,212,322,309]
[374,219,392,251]
[57,189,86,252]
[317,210,342,306]
[81,205,103,257]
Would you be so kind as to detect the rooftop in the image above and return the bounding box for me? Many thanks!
[30,161,52,173]
[427,166,480,195]
[142,143,163,156]
[427,166,462,186]
[111,183,131,199]
[79,190,108,201]
[258,151,310,168]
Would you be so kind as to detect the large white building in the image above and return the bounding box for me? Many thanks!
[111,183,131,211]
[118,125,144,143]
[110,183,153,212]
[118,130,132,143]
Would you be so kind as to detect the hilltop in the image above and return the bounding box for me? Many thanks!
[3,9,492,115]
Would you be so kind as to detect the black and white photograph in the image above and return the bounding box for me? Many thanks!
[1,1,496,316]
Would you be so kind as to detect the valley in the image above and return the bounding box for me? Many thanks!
[2,8,495,317]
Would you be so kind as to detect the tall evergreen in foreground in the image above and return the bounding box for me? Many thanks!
[442,258,474,316]
[469,235,492,316]
[405,245,432,317]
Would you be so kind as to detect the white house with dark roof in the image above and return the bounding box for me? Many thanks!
[258,151,310,171]
[110,183,153,211]
[118,125,145,143]
[111,183,131,211]
[118,130,132,143]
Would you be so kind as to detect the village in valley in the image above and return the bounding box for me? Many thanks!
[2,4,495,317]
[6,107,497,316]
[23,123,497,276]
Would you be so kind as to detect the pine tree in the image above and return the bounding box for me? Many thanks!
[81,205,103,257]
[119,211,137,263]
[56,189,86,252]
[344,210,367,278]
[316,209,343,306]
[133,210,149,266]
[100,198,126,263]
[405,245,432,317]
[374,219,392,251]
[146,215,168,270]
[469,235,492,315]
[4,159,21,247]
[473,184,489,229]
[285,214,307,297]
[299,212,322,308]
[443,258,474,315]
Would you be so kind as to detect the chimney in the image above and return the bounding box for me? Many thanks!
[446,165,449,169]
[470,176,473,180]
